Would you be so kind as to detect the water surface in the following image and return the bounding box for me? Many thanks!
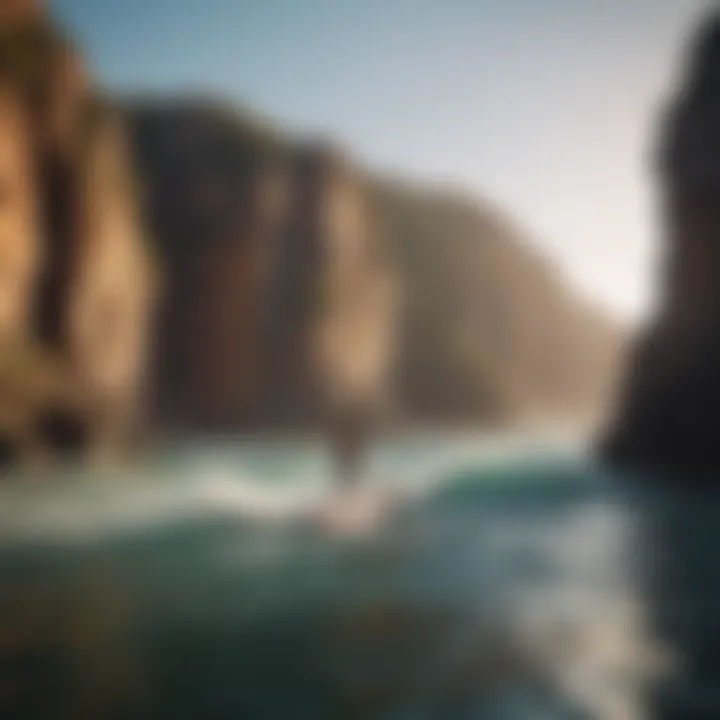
[0,436,708,719]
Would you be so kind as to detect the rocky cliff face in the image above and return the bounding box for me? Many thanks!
[0,1,622,465]
[0,0,43,29]
[373,182,621,427]
[0,86,39,344]
[127,101,619,435]
[0,4,155,463]
[130,103,289,431]
[128,106,397,433]
[262,145,397,430]
[603,12,720,473]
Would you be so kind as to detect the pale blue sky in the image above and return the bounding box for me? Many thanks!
[51,0,713,321]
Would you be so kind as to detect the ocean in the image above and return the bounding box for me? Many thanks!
[0,435,711,719]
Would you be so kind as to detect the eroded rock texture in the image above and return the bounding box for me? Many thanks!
[128,104,285,431]
[129,106,397,434]
[262,145,397,431]
[128,98,621,437]
[603,12,720,473]
[0,4,155,465]
[0,86,39,343]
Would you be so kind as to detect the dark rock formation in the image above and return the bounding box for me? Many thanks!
[128,103,288,432]
[603,12,720,473]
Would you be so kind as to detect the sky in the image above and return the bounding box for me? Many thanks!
[52,0,714,323]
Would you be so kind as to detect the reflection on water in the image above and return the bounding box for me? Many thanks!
[0,438,710,718]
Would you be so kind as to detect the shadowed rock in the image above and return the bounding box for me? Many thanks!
[603,11,720,475]
[128,108,398,435]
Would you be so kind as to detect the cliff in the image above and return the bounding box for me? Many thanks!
[373,182,621,427]
[127,104,397,434]
[125,100,620,434]
[603,12,720,473]
[0,3,155,465]
[0,0,621,457]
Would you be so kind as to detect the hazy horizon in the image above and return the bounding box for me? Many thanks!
[52,0,713,323]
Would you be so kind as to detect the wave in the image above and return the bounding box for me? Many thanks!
[0,437,589,545]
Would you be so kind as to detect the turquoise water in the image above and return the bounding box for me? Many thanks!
[0,438,710,718]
